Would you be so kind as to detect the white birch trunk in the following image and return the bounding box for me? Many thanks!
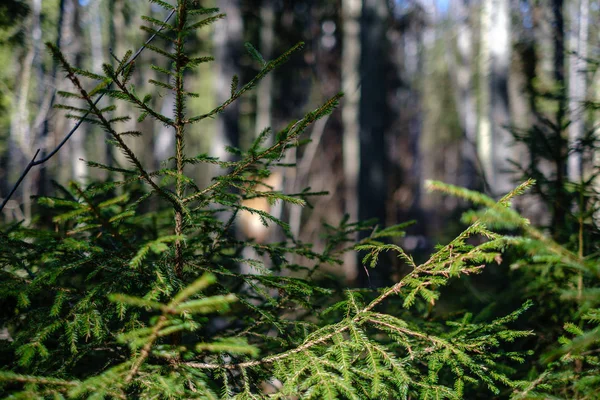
[477,0,493,191]
[567,0,588,182]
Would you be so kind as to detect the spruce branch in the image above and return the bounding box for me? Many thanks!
[48,45,187,216]
[108,74,174,125]
[183,206,527,372]
[0,371,78,387]
[0,8,176,214]
[186,42,306,124]
[183,93,343,205]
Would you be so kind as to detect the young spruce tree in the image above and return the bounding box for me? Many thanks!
[1,1,534,398]
[501,54,600,399]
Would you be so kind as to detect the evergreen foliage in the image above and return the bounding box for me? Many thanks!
[500,57,600,399]
[0,1,566,398]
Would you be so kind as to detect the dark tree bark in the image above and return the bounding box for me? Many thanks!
[357,0,390,287]
[551,0,568,240]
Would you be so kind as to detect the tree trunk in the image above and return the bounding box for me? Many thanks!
[357,0,389,287]
[54,0,87,184]
[489,0,512,195]
[567,0,588,182]
[341,0,361,283]
[477,0,493,192]
[8,0,42,222]
[88,0,109,180]
[38,0,67,199]
[452,0,478,190]
[211,0,242,161]
[154,93,176,166]
[552,0,568,240]
[255,0,274,142]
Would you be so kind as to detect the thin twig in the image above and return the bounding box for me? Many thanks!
[0,9,176,214]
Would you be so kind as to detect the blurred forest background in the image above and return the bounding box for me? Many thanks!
[0,0,598,284]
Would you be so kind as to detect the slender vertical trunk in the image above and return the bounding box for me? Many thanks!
[88,0,108,181]
[552,0,567,240]
[341,0,361,282]
[567,0,588,182]
[8,0,42,223]
[453,0,478,189]
[39,0,67,199]
[358,0,389,287]
[54,0,87,184]
[255,1,279,229]
[88,0,104,74]
[154,92,176,167]
[211,0,242,161]
[70,1,87,183]
[477,0,493,191]
[256,0,274,141]
[107,0,126,170]
[489,0,512,195]
[174,2,188,278]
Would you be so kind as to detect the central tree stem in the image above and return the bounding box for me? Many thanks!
[174,1,187,278]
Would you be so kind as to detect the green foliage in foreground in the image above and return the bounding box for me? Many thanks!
[430,180,600,399]
[0,1,598,398]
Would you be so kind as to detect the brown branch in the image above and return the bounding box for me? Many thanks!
[173,2,188,279]
[1,373,78,387]
[125,315,168,383]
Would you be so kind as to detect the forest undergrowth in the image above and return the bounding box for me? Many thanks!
[0,1,599,399]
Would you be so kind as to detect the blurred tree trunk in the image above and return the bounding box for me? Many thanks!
[38,0,67,199]
[53,0,87,184]
[451,0,478,189]
[8,0,42,222]
[255,0,274,142]
[154,93,175,167]
[507,0,531,200]
[552,0,568,239]
[255,0,279,228]
[341,0,361,282]
[476,0,511,195]
[88,0,109,180]
[567,0,588,182]
[151,2,176,169]
[489,0,512,195]
[108,0,153,176]
[88,0,104,76]
[477,0,493,192]
[357,0,389,287]
[67,0,87,183]
[107,0,126,171]
[211,0,242,161]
